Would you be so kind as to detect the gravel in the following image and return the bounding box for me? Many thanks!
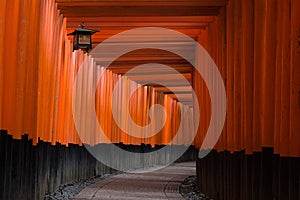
[179,176,213,200]
[44,172,120,200]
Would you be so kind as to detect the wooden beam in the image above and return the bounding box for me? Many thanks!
[58,6,221,17]
[66,16,216,23]
[56,0,227,7]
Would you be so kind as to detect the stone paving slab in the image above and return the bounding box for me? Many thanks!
[74,162,195,200]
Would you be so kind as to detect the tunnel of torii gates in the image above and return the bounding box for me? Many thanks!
[0,0,300,199]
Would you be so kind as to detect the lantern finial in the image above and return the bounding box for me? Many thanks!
[79,21,85,29]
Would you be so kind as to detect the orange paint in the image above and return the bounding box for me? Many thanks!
[0,0,299,157]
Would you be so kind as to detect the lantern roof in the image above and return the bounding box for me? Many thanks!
[67,28,99,36]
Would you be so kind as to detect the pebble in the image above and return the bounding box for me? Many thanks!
[179,176,213,200]
[44,173,119,200]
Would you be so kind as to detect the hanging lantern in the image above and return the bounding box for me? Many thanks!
[67,22,99,52]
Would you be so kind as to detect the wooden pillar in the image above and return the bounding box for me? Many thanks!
[193,28,211,149]
[225,0,234,153]
[241,0,254,154]
[0,0,6,130]
[290,0,300,157]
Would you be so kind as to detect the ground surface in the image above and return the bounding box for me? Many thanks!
[179,176,212,200]
[44,173,119,200]
[73,162,195,200]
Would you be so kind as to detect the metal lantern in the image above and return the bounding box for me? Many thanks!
[67,22,99,52]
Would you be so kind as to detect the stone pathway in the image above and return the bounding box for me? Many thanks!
[74,162,196,200]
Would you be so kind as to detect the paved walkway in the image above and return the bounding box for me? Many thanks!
[74,162,195,200]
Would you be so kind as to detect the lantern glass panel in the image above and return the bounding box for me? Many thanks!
[78,34,91,44]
